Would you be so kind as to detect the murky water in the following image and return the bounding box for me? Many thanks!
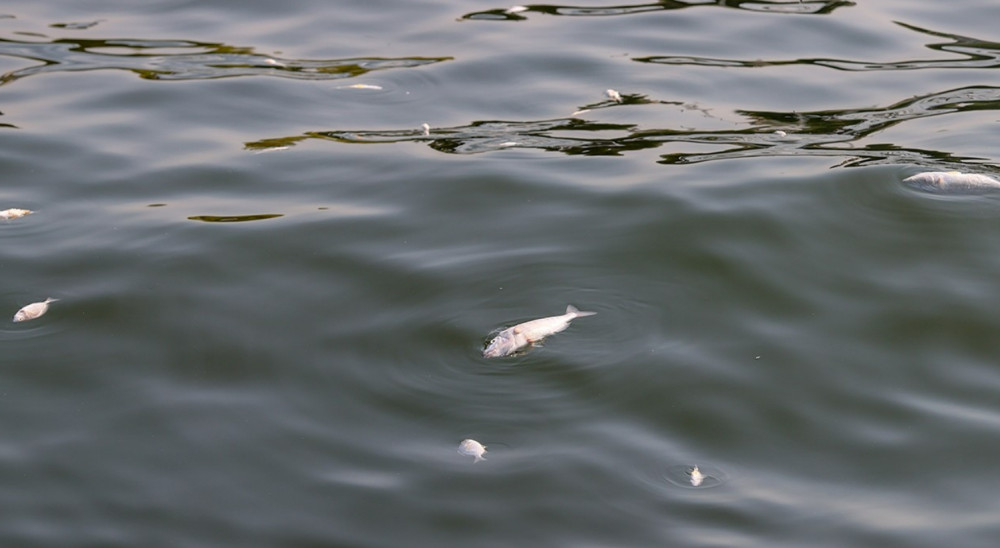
[2,1,1000,546]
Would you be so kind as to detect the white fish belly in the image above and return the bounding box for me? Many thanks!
[903,171,1000,194]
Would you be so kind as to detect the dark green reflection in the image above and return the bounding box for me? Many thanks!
[187,214,283,223]
[246,85,1000,170]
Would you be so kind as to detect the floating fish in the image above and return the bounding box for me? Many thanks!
[13,297,58,322]
[902,171,1000,194]
[690,465,704,487]
[605,89,622,103]
[459,439,487,462]
[0,208,32,220]
[483,304,596,358]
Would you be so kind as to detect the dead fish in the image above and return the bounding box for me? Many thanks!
[459,439,487,462]
[690,465,704,487]
[0,208,32,220]
[483,304,596,358]
[13,297,58,322]
[605,89,622,103]
[902,171,1000,194]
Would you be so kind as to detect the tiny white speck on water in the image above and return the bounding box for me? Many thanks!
[337,83,383,90]
[690,466,704,487]
[458,439,487,462]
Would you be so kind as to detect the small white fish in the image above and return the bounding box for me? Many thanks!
[902,171,1000,194]
[605,89,622,103]
[13,297,58,322]
[690,465,704,487]
[0,208,32,220]
[483,305,596,358]
[506,5,529,14]
[459,439,487,462]
[421,123,431,136]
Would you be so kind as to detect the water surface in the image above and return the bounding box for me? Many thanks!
[2,1,1000,546]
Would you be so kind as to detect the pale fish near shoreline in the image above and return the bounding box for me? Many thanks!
[483,305,597,358]
[902,171,1000,194]
[13,298,58,322]
[0,208,32,220]
[458,439,487,462]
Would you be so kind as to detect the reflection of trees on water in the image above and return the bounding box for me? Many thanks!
[0,34,450,85]
[246,85,1000,170]
[638,22,1000,71]
[460,0,854,21]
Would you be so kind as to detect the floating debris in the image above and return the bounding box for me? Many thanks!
[250,146,290,154]
[773,130,787,137]
[690,465,704,487]
[459,439,487,462]
[902,171,1000,194]
[484,305,596,358]
[337,83,384,90]
[506,5,529,14]
[499,141,518,147]
[13,297,58,322]
[571,109,591,116]
[605,89,622,103]
[0,208,32,221]
[421,122,431,136]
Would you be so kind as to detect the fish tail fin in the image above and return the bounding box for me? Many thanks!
[566,304,596,317]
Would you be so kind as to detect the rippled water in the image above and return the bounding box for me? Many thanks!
[3,1,1000,546]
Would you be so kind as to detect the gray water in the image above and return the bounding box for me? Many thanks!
[3,1,1000,546]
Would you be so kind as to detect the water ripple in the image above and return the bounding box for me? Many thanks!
[637,22,1000,71]
[0,35,451,85]
[247,84,1000,172]
[460,0,854,21]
